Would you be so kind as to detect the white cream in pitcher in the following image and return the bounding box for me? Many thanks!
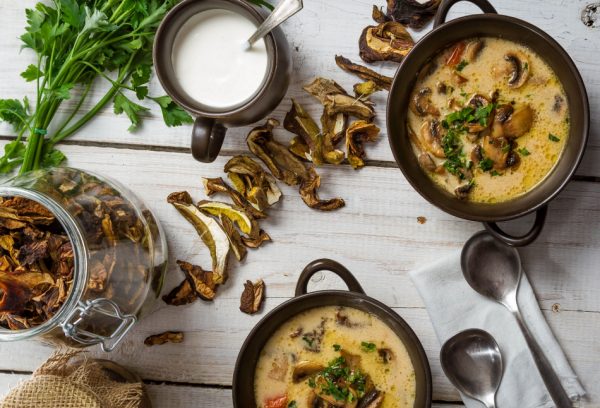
[171,9,269,109]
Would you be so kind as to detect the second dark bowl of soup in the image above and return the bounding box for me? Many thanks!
[387,0,589,247]
[232,259,432,408]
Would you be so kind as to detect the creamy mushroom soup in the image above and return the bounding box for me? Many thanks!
[254,306,416,408]
[406,37,569,203]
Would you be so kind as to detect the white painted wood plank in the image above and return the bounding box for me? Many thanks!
[1,0,599,175]
[0,145,597,403]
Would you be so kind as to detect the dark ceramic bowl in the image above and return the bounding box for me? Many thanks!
[387,0,589,247]
[232,259,432,408]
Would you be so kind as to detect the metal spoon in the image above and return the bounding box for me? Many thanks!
[441,329,503,408]
[461,231,572,408]
[242,0,303,51]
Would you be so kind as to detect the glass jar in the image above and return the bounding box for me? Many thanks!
[0,167,167,351]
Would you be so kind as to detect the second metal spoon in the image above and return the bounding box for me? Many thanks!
[461,231,571,408]
[441,329,503,408]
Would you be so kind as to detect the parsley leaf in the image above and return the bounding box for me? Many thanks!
[333,344,341,351]
[302,336,313,348]
[501,145,511,153]
[478,158,494,171]
[20,64,44,82]
[288,401,297,408]
[43,83,74,101]
[516,148,531,156]
[41,147,66,168]
[245,0,275,10]
[549,134,560,142]
[150,96,194,127]
[490,170,504,176]
[0,98,30,131]
[113,93,150,131]
[0,140,27,173]
[456,60,469,71]
[566,118,569,124]
[361,342,376,353]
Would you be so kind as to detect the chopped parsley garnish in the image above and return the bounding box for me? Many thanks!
[288,401,297,408]
[478,158,494,171]
[361,342,377,353]
[566,117,569,124]
[460,92,468,98]
[522,62,528,70]
[456,60,469,71]
[526,94,532,98]
[501,145,511,153]
[516,148,531,156]
[333,344,341,351]
[306,355,366,402]
[490,170,504,176]
[468,179,475,187]
[489,139,494,144]
[549,134,560,142]
[449,86,455,94]
[302,337,313,348]
[473,103,495,126]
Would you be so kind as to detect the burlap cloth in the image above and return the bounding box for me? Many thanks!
[0,349,143,408]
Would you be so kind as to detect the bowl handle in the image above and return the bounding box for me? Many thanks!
[295,259,365,296]
[482,205,548,247]
[433,0,497,28]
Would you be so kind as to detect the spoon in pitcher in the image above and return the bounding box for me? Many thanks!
[461,231,572,408]
[441,329,503,408]
[242,0,303,51]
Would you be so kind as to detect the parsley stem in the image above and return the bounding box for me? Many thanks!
[50,55,134,144]
[53,81,92,137]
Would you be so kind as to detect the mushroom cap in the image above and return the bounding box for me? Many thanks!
[409,88,440,117]
[505,51,530,89]
[421,120,446,158]
[292,361,325,383]
[465,40,485,63]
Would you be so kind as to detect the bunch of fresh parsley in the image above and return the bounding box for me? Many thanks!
[0,0,272,175]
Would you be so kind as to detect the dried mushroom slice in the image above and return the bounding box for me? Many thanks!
[373,5,392,23]
[162,279,198,306]
[321,111,347,147]
[144,331,183,347]
[299,167,346,211]
[219,214,247,262]
[284,99,324,165]
[167,191,193,205]
[240,279,264,314]
[241,229,271,248]
[202,177,268,220]
[359,22,415,64]
[247,119,309,185]
[386,0,442,29]
[168,197,230,284]
[335,55,393,90]
[197,200,258,239]
[177,260,218,301]
[346,121,380,169]
[354,81,383,102]
[0,270,54,315]
[224,156,282,211]
[302,77,375,122]
[1,197,55,225]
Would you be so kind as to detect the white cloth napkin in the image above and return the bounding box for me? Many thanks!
[409,250,585,408]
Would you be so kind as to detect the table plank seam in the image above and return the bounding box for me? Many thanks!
[2,134,600,184]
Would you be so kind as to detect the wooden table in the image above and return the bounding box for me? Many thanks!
[0,0,599,406]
